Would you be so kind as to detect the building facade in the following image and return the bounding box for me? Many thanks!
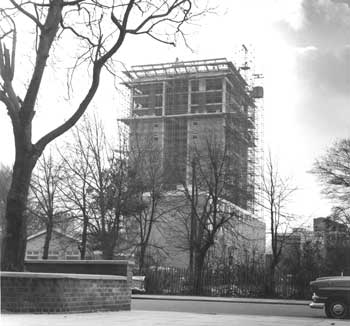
[26,229,83,260]
[121,58,265,269]
[274,218,350,275]
[142,191,266,269]
[122,58,263,211]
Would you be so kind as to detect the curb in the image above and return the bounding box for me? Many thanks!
[132,295,310,306]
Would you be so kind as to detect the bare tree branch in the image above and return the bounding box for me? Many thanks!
[8,0,44,28]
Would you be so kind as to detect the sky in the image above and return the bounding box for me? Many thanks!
[1,0,349,228]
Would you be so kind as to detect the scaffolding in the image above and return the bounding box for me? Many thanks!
[233,45,264,214]
[121,58,263,214]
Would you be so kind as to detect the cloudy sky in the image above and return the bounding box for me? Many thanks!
[271,0,350,222]
[0,0,349,226]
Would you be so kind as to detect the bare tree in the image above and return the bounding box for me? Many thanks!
[0,0,209,270]
[100,139,131,259]
[28,152,69,259]
[65,116,134,259]
[260,151,297,294]
[312,139,350,200]
[165,135,243,294]
[127,136,170,273]
[312,138,350,227]
[311,139,350,274]
[330,206,350,233]
[58,123,94,259]
[59,117,141,259]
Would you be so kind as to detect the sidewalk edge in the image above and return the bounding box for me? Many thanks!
[132,295,309,306]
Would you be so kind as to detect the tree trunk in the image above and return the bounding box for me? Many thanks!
[42,219,53,259]
[193,251,206,295]
[101,213,120,260]
[101,233,115,260]
[1,154,36,271]
[102,246,114,260]
[139,244,146,274]
[80,212,89,260]
[266,263,276,297]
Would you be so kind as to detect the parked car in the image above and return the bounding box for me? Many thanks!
[309,276,350,319]
[132,275,146,294]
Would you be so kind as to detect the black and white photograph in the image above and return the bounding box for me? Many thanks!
[0,0,349,325]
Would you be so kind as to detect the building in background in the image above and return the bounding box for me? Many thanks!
[141,190,266,269]
[25,229,84,260]
[121,58,263,212]
[313,217,348,233]
[121,58,265,268]
[313,217,350,274]
[208,201,266,267]
[274,217,350,275]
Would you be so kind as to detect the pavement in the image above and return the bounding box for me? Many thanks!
[1,296,348,326]
[2,310,349,326]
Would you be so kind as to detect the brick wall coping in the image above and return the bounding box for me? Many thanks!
[25,259,135,265]
[0,271,127,280]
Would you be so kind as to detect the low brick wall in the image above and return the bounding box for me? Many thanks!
[1,272,130,313]
[25,260,133,279]
[24,260,134,289]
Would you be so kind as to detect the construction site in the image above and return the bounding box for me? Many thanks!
[121,56,264,213]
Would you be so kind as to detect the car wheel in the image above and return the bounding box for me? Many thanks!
[325,300,348,319]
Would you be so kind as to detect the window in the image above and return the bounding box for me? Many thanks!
[65,251,80,260]
[135,83,163,96]
[191,93,201,105]
[206,104,222,113]
[154,136,159,141]
[193,135,198,140]
[206,78,222,91]
[193,121,198,126]
[154,123,159,128]
[206,91,222,104]
[48,250,59,260]
[191,80,199,92]
[26,250,39,260]
[155,95,163,107]
[153,83,163,94]
[134,96,149,109]
[191,107,205,114]
[174,79,188,92]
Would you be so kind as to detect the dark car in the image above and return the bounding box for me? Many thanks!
[131,275,146,294]
[309,276,350,319]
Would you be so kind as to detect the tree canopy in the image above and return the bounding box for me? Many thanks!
[312,138,350,230]
[0,0,210,271]
[312,138,350,205]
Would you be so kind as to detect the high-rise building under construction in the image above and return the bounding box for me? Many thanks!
[122,58,263,211]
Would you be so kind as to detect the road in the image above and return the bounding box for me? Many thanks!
[132,298,326,318]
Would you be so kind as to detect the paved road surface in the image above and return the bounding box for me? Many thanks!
[4,295,349,326]
[3,310,349,326]
[132,298,326,318]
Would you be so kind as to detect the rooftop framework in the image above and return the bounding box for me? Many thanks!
[123,58,247,87]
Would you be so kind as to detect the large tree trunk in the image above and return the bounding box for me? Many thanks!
[42,219,53,259]
[101,232,115,260]
[1,154,36,271]
[101,213,121,260]
[266,262,277,297]
[102,244,114,260]
[193,251,206,295]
